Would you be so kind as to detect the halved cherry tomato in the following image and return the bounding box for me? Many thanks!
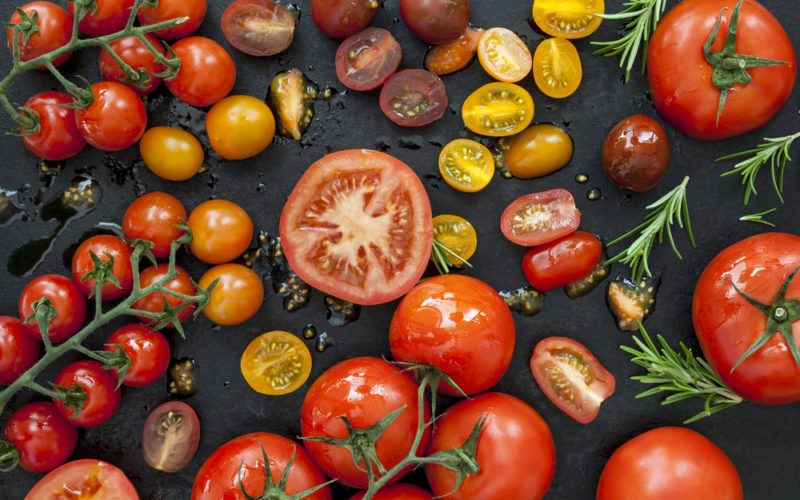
[24,459,138,500]
[137,0,206,40]
[311,0,379,38]
[198,263,264,325]
[478,27,532,82]
[438,139,494,192]
[522,231,601,291]
[241,330,311,395]
[462,82,534,137]
[206,95,275,160]
[0,316,39,384]
[532,0,604,39]
[379,69,447,127]
[122,191,187,259]
[187,199,254,264]
[424,28,482,76]
[221,0,295,56]
[69,0,135,37]
[399,0,470,44]
[501,123,573,179]
[18,274,87,343]
[500,189,580,246]
[52,360,121,427]
[4,401,77,473]
[530,336,615,423]
[140,126,205,181]
[74,81,147,152]
[7,1,72,67]
[20,91,86,161]
[165,36,235,108]
[432,214,477,266]
[71,234,134,300]
[335,27,402,91]
[142,401,200,473]
[98,33,167,96]
[270,68,317,140]
[105,324,170,387]
[533,37,582,99]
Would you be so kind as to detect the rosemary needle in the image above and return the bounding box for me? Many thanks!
[431,240,472,275]
[739,208,777,227]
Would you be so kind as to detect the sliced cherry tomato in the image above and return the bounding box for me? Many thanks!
[7,1,71,67]
[478,27,532,82]
[602,115,670,192]
[122,191,187,259]
[105,324,170,387]
[311,0,379,38]
[140,126,204,181]
[532,0,604,39]
[71,234,133,300]
[279,149,432,305]
[132,263,197,324]
[532,37,582,99]
[52,360,121,427]
[522,231,601,292]
[335,27,402,91]
[69,0,135,37]
[20,91,86,161]
[187,199,254,264]
[74,81,147,152]
[462,82,534,137]
[0,316,39,384]
[221,0,296,56]
[18,274,87,343]
[98,33,167,96]
[269,68,317,140]
[142,401,200,473]
[438,139,494,192]
[198,263,264,325]
[165,36,236,108]
[24,459,138,500]
[431,214,477,266]
[500,189,580,246]
[137,0,206,40]
[350,484,433,500]
[399,0,470,44]
[240,330,311,395]
[206,95,275,160]
[530,336,615,423]
[425,28,482,76]
[501,123,573,179]
[379,69,447,127]
[4,401,77,473]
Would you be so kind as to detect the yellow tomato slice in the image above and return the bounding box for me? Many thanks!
[432,214,477,266]
[532,0,604,39]
[533,37,582,99]
[439,139,495,192]
[477,27,532,82]
[462,82,535,137]
[240,331,311,395]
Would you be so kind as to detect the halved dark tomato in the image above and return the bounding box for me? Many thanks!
[500,189,580,246]
[424,28,483,76]
[335,27,402,91]
[279,150,433,305]
[532,37,582,99]
[477,27,532,82]
[462,82,534,136]
[379,70,448,127]
[220,0,295,56]
[311,0,380,39]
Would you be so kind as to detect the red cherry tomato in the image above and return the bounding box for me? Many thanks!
[20,91,86,161]
[187,199,254,264]
[71,235,133,300]
[74,81,147,152]
[349,483,433,500]
[165,36,236,108]
[142,401,201,473]
[24,459,138,500]
[137,0,207,40]
[522,231,601,292]
[52,360,121,427]
[335,27,402,91]
[18,274,86,343]
[4,401,77,473]
[601,115,670,192]
[0,316,39,384]
[68,0,135,37]
[105,324,170,387]
[132,263,197,325]
[500,189,580,246]
[221,0,296,56]
[379,69,447,127]
[399,0,470,44]
[98,33,167,96]
[122,191,187,259]
[311,0,379,38]
[6,1,71,67]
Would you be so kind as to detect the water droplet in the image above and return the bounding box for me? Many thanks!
[256,183,267,192]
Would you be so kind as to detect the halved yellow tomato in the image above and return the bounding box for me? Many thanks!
[240,331,312,395]
[462,82,535,137]
[439,139,495,192]
[532,0,604,39]
[477,27,532,82]
[533,37,582,99]
[432,214,477,266]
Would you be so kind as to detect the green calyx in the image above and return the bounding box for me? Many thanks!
[237,443,334,500]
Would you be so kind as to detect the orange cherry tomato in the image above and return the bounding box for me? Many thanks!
[187,199,254,264]
[198,263,264,325]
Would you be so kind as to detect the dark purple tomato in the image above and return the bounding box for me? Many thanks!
[311,0,379,38]
[379,69,447,127]
[142,401,200,473]
[399,0,470,44]
[335,27,402,91]
[601,115,670,192]
[220,0,295,56]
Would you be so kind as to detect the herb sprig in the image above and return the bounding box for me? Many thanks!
[739,208,777,227]
[431,239,473,275]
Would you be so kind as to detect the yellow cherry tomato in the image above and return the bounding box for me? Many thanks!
[206,95,276,160]
[533,37,582,99]
[240,330,312,395]
[198,263,264,326]
[139,126,204,181]
[439,139,495,192]
[477,27,532,83]
[502,124,573,179]
[432,214,477,266]
[462,82,534,137]
[532,0,604,39]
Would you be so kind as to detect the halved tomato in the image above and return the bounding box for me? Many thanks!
[438,139,495,192]
[279,150,433,305]
[500,189,580,246]
[240,330,312,395]
[532,37,582,99]
[24,459,138,500]
[532,0,604,39]
[462,82,534,137]
[424,28,483,76]
[220,0,295,56]
[379,70,448,127]
[432,214,477,266]
[477,27,532,82]
[335,27,402,91]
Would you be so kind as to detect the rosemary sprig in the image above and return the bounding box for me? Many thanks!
[739,208,777,227]
[606,176,694,282]
[622,322,743,424]
[431,240,472,275]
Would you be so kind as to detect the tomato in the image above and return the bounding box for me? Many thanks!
[20,91,86,161]
[301,357,430,488]
[198,264,263,325]
[501,124,573,179]
[425,392,555,500]
[389,275,515,396]
[532,0,604,39]
[221,0,295,56]
[165,36,236,108]
[424,28,482,76]
[140,126,204,181]
[693,232,800,404]
[133,263,197,324]
[69,0,135,37]
[206,95,275,160]
[279,149,432,305]
[24,459,138,500]
[142,401,200,473]
[532,37,582,99]
[98,33,167,96]
[647,0,796,140]
[477,28,532,82]
[71,235,133,300]
[187,199,254,264]
[379,69,447,127]
[335,27,402,91]
[349,484,433,500]
[500,189,580,247]
[74,81,147,152]
[7,1,71,67]
[0,316,39,384]
[522,231,601,292]
[431,214,477,266]
[4,402,77,473]
[105,324,170,387]
[240,330,311,395]
[399,0,470,44]
[596,427,742,500]
[122,191,187,259]
[52,360,121,427]
[438,139,494,192]
[601,115,670,192]
[270,68,317,140]
[462,82,534,137]
[18,274,86,343]
[311,0,379,38]
[137,0,206,40]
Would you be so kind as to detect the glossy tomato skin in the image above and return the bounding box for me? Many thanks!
[52,360,121,427]
[503,124,573,179]
[335,27,402,91]
[69,0,135,37]
[7,2,71,67]
[522,231,601,291]
[596,427,742,500]
[98,34,167,96]
[693,232,800,404]
[399,0,470,44]
[311,0,379,38]
[206,95,275,160]
[192,432,331,500]
[500,189,580,246]
[71,235,133,300]
[425,392,555,500]
[137,0,206,40]
[390,275,515,396]
[18,274,86,343]
[133,263,197,324]
[647,0,796,140]
[24,459,139,500]
[165,36,236,108]
[75,81,147,152]
[301,357,431,489]
[188,199,254,264]
[349,483,434,500]
[198,263,263,325]
[601,115,670,192]
[122,191,187,259]
[105,324,170,387]
[0,316,39,384]
[20,91,86,161]
[221,0,296,56]
[4,401,78,472]
[139,126,204,181]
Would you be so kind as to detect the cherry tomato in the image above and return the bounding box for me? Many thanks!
[98,33,167,96]
[390,275,515,396]
[502,124,573,179]
[142,401,200,473]
[132,263,197,324]
[500,189,580,247]
[596,427,742,500]
[139,126,204,181]
[425,392,555,500]
[379,70,447,127]
[601,115,670,192]
[52,360,121,427]
[187,199,254,264]
[279,149,432,305]
[69,0,135,37]
[240,330,311,395]
[20,91,86,161]
[311,0,379,38]
[221,0,295,56]
[349,484,433,500]
[74,81,147,152]
[477,28,532,82]
[532,0,604,39]
[438,139,495,192]
[18,274,86,343]
[122,191,187,259]
[6,1,71,67]
[522,231,601,291]
[532,37,582,99]
[165,36,236,108]
[431,214,477,266]
[71,235,133,300]
[462,82,534,137]
[24,459,138,500]
[199,263,264,325]
[206,95,275,160]
[399,0,470,44]
[270,68,316,140]
[4,401,77,473]
[137,0,206,40]
[0,316,39,384]
[335,27,402,91]
[424,28,482,76]
[301,357,430,488]
[105,324,170,387]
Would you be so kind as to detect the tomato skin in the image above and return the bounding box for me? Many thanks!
[7,2,71,67]
[503,124,573,179]
[140,126,204,181]
[98,34,167,96]
[52,360,121,427]
[188,199,254,264]
[4,401,78,473]
[24,459,139,500]
[311,0,379,38]
[137,0,206,40]
[335,27,402,91]
[165,36,236,108]
[500,189,580,247]
[601,115,670,192]
[20,91,86,161]
[71,235,134,300]
[105,324,170,387]
[221,0,296,56]
[424,28,482,76]
[647,0,796,140]
[349,483,434,500]
[18,274,87,343]
[122,191,187,259]
[379,69,447,127]
[0,316,39,384]
[399,0,470,44]
[522,231,601,292]
[389,275,515,396]
[133,263,197,324]
[206,95,275,160]
[69,0,135,37]
[425,392,555,500]
[596,427,742,500]
[75,81,147,152]
[198,264,263,325]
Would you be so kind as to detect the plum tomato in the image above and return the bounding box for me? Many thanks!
[221,0,296,56]
[424,27,482,76]
[477,27,532,82]
[335,27,402,91]
[132,263,197,324]
[165,36,236,108]
[74,81,147,152]
[198,263,264,325]
[431,214,477,266]
[7,1,71,67]
[601,115,670,192]
[399,0,470,44]
[379,69,447,127]
[311,0,379,39]
[206,95,275,160]
[270,68,317,140]
[532,37,582,99]
[500,189,580,247]
[349,483,433,500]
[122,191,187,259]
[71,234,133,300]
[462,82,534,137]
[438,138,494,192]
[105,324,170,387]
[18,274,86,343]
[187,199,254,264]
[240,330,311,395]
[501,123,573,179]
[20,91,86,161]
[279,149,432,305]
[52,360,121,427]
[69,0,135,37]
[425,392,555,500]
[24,459,138,500]
[98,33,167,96]
[389,275,515,396]
[522,231,601,292]
[532,0,604,39]
[142,401,200,473]
[4,401,78,473]
[0,316,39,384]
[596,427,743,500]
[140,126,204,181]
[137,0,207,40]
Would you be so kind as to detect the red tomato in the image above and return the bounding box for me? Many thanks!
[71,234,133,300]
[530,337,615,423]
[24,459,138,500]
[198,264,264,325]
[349,483,433,500]
[522,231,601,292]
[693,232,800,404]
[399,0,470,44]
[0,316,39,384]
[187,199,254,264]
[601,115,670,192]
[165,36,236,108]
[596,427,742,500]
[98,33,167,96]
[20,91,86,161]
[279,149,432,305]
[389,275,515,396]
[137,0,206,40]
[335,27,402,91]
[311,0,379,38]
[74,81,147,151]
[300,357,431,489]
[500,189,580,246]
[52,360,121,427]
[69,0,135,37]
[133,263,197,324]
[425,392,555,500]
[6,1,71,67]
[18,274,86,343]
[4,401,77,473]
[192,432,331,500]
[122,191,187,259]
[142,401,200,473]
[379,69,447,127]
[221,0,296,56]
[647,0,796,140]
[105,324,170,387]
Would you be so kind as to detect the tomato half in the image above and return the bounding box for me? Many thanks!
[462,82,534,137]
[206,95,275,160]
[7,1,72,67]
[279,149,432,305]
[379,70,448,127]
[500,189,580,246]
[477,27,532,83]
[399,0,470,44]
[601,115,670,192]
[221,0,295,56]
[122,191,187,259]
[165,36,236,108]
[532,0,604,39]
[187,199,254,264]
[424,28,482,76]
[438,139,495,192]
[311,0,379,38]
[431,214,477,266]
[71,235,133,300]
[240,330,311,395]
[137,0,206,40]
[105,324,170,387]
[142,401,200,473]
[98,33,167,96]
[199,264,263,325]
[522,231,601,292]
[335,27,402,91]
[52,360,121,427]
[25,459,138,499]
[140,126,204,181]
[532,37,582,99]
[4,401,78,473]
[0,316,39,384]
[74,81,147,152]
[69,0,135,37]
[501,123,573,179]
[18,274,87,343]
[20,91,86,161]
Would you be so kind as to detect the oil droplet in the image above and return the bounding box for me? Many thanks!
[575,173,589,184]
[324,296,360,327]
[302,324,317,339]
[315,332,333,352]
[374,136,392,151]
[587,188,602,201]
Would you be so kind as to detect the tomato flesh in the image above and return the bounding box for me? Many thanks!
[462,82,534,137]
[477,28,532,82]
[240,330,312,395]
[142,401,200,473]
[221,0,295,56]
[522,231,601,291]
[25,459,139,500]
[438,139,494,192]
[335,27,402,91]
[500,189,580,246]
[532,0,604,39]
[532,37,582,99]
[379,69,447,127]
[431,214,477,266]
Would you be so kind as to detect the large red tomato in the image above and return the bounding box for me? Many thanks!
[24,459,138,499]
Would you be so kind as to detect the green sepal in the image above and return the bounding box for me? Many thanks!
[0,440,20,472]
[7,8,39,48]
[128,238,158,268]
[51,383,87,418]
[152,40,181,82]
[72,0,98,20]
[10,106,40,136]
[191,277,218,321]
[24,296,57,344]
[238,442,335,500]
[99,344,132,389]
[80,251,121,297]
[145,296,189,338]
[424,413,486,497]
[140,0,160,8]
[59,75,95,110]
[120,67,153,91]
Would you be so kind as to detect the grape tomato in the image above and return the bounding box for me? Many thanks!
[311,0,380,38]
[142,401,200,473]
[532,37,582,99]
[501,123,573,179]
[478,27,532,82]
[221,0,296,56]
[431,214,477,266]
[500,189,580,246]
[532,0,604,39]
[335,27,402,91]
[462,82,534,136]
[379,69,448,127]
[438,139,495,192]
[424,28,483,76]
